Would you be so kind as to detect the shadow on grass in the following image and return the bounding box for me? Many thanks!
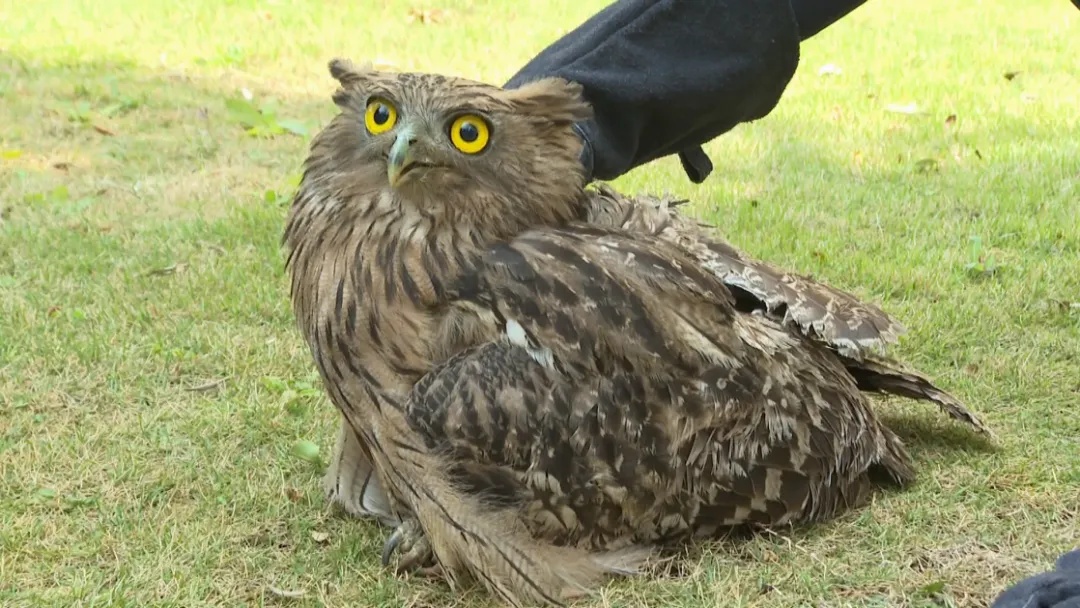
[883,411,1001,455]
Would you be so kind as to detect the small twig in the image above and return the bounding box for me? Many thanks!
[184,378,227,393]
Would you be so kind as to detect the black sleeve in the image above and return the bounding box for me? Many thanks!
[503,0,873,184]
[989,549,1080,608]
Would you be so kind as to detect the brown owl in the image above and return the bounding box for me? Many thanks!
[282,58,991,607]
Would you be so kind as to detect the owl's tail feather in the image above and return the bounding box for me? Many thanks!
[844,357,993,437]
[377,412,652,607]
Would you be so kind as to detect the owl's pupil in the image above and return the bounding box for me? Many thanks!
[459,122,479,143]
[373,105,390,124]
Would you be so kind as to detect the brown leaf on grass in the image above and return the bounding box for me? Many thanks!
[92,124,115,136]
[284,487,303,502]
[1004,71,1021,81]
[407,7,450,24]
[945,114,957,127]
[310,530,330,544]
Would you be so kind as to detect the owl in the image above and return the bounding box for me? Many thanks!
[282,58,991,607]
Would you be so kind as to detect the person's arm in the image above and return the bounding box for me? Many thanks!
[504,0,800,184]
[504,0,873,184]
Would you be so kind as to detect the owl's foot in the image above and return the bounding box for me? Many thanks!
[323,423,400,527]
[381,518,441,577]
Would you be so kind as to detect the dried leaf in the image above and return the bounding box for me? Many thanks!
[267,586,307,599]
[885,102,920,115]
[818,63,843,76]
[1004,71,1021,81]
[92,124,115,136]
[945,114,957,127]
[310,530,330,543]
[52,161,71,171]
[407,7,449,24]
[284,487,303,502]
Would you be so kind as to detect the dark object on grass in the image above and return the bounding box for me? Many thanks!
[992,549,1080,608]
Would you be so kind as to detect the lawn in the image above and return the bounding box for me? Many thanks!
[1,1,1078,606]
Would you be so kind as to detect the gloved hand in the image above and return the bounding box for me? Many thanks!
[503,0,875,184]
[504,0,801,184]
[991,549,1080,608]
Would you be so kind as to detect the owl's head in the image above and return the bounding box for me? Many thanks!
[301,58,593,234]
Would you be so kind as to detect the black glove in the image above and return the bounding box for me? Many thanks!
[990,549,1080,608]
[504,0,874,184]
[504,0,801,184]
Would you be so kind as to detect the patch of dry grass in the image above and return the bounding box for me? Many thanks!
[2,1,1078,606]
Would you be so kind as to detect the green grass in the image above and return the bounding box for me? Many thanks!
[2,1,1078,606]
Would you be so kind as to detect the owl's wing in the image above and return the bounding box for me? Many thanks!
[584,183,903,359]
[583,185,990,434]
[396,224,919,606]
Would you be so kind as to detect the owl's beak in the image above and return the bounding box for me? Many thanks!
[386,127,417,188]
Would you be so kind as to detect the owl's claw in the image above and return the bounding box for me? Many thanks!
[380,518,439,576]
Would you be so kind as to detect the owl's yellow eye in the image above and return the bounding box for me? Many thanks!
[364,98,397,135]
[449,115,490,154]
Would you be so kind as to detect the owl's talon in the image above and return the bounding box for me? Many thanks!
[381,518,436,575]
[380,526,405,567]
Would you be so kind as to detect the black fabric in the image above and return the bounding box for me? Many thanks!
[991,549,1080,608]
[504,0,801,183]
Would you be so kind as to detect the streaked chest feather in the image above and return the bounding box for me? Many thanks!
[286,191,467,397]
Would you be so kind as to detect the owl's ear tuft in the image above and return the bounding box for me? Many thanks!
[327,58,374,85]
[327,58,377,107]
[502,78,593,126]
